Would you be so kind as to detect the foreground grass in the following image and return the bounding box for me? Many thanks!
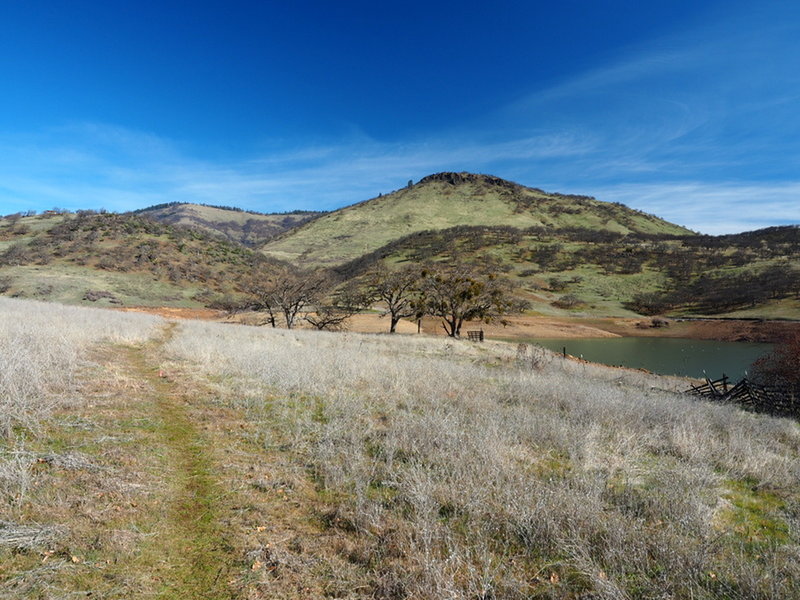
[121,327,237,599]
[166,322,800,599]
[3,297,800,598]
[1,320,242,597]
[1,299,368,598]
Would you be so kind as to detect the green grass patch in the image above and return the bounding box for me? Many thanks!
[718,478,790,546]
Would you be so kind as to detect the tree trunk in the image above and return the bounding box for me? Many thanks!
[454,317,465,338]
[442,317,457,337]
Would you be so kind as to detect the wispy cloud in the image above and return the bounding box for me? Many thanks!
[0,122,593,214]
[1,119,798,235]
[589,182,800,235]
[1,4,799,234]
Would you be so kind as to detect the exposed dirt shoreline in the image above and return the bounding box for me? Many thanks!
[115,306,800,343]
[462,315,800,343]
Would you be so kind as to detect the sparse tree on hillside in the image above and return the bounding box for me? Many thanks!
[248,265,329,329]
[368,264,421,333]
[419,262,526,337]
[536,243,562,270]
[0,242,34,266]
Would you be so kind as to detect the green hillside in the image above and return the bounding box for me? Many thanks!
[136,202,323,246]
[261,172,693,266]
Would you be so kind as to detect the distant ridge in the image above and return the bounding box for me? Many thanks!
[0,179,796,319]
[137,202,324,247]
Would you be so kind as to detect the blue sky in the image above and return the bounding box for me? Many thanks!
[1,1,799,234]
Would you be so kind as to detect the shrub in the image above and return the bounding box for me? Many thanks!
[751,331,800,395]
[0,243,34,266]
[552,294,585,309]
[83,290,122,304]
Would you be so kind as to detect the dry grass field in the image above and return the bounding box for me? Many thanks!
[2,297,800,599]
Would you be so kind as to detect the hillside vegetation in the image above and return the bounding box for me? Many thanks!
[136,202,322,247]
[261,172,693,266]
[0,174,798,320]
[2,297,799,598]
[334,224,800,319]
[0,211,282,307]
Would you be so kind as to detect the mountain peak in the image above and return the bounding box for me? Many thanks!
[417,172,521,190]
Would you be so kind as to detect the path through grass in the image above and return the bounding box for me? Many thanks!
[1,315,366,598]
[124,323,235,599]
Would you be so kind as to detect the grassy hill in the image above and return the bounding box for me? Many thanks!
[0,211,281,307]
[136,202,323,246]
[261,172,693,266]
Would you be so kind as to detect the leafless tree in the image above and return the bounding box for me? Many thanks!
[368,264,421,333]
[419,262,526,337]
[304,282,373,331]
[248,265,329,329]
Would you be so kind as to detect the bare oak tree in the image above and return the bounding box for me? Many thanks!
[248,265,328,329]
[368,264,421,333]
[420,262,525,337]
[304,282,373,331]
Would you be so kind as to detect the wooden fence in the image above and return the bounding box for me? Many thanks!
[466,329,484,342]
[688,375,798,419]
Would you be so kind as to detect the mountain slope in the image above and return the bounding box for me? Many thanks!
[261,172,693,266]
[331,223,800,319]
[136,202,323,247]
[3,212,794,318]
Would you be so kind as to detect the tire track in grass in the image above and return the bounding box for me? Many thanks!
[125,323,235,599]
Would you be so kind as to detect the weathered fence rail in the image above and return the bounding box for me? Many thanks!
[688,375,798,419]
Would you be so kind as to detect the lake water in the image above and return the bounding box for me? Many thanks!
[525,337,773,380]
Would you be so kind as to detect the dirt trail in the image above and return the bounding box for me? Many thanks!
[124,323,235,599]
